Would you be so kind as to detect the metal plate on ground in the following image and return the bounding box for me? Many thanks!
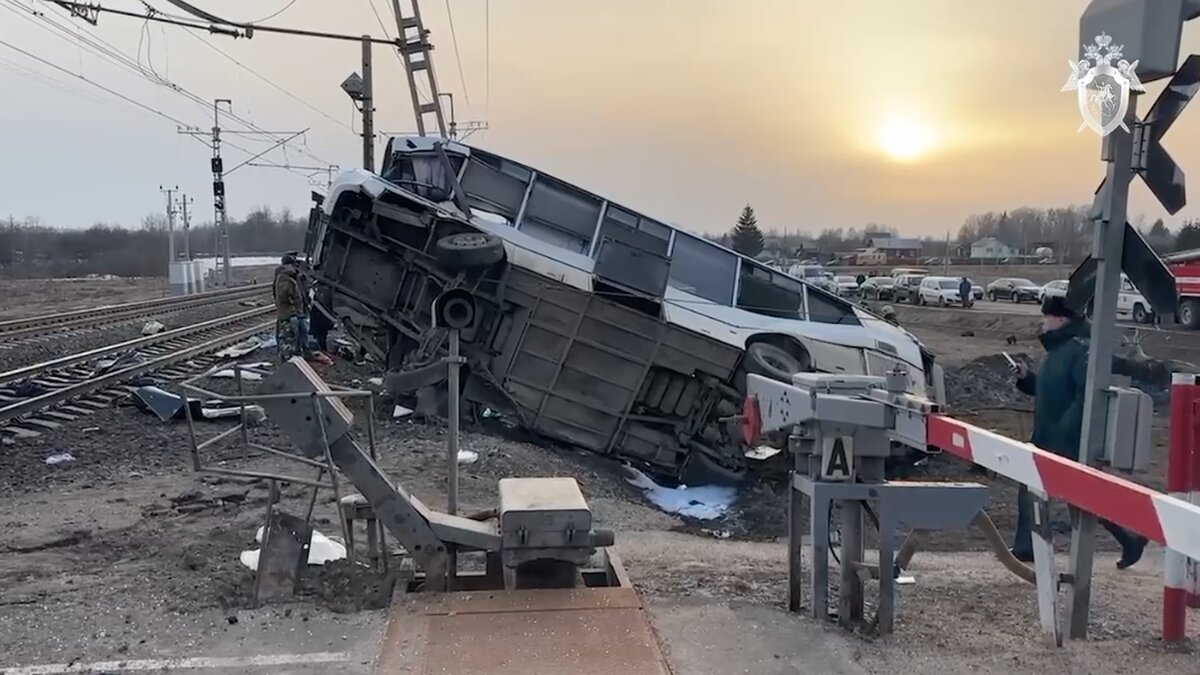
[376,587,669,674]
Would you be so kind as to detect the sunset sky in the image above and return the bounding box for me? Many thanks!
[3,0,1200,237]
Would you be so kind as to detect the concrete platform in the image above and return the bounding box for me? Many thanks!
[375,586,669,674]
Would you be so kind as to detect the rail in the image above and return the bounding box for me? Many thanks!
[0,309,275,424]
[0,284,268,340]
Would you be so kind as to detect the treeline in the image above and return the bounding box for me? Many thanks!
[0,207,308,279]
[709,205,1192,262]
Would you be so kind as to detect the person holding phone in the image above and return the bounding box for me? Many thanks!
[1008,295,1147,568]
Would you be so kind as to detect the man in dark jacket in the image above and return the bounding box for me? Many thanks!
[958,277,973,308]
[1010,296,1147,567]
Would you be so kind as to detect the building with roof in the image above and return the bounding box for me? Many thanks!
[970,237,1018,260]
[866,236,922,259]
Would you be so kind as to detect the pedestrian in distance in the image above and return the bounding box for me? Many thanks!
[1007,296,1147,567]
[958,277,973,308]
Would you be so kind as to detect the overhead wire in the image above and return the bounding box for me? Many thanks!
[182,30,358,137]
[240,0,298,25]
[0,52,110,105]
[442,0,470,107]
[6,0,337,169]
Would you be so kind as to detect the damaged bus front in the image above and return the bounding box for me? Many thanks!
[305,136,944,482]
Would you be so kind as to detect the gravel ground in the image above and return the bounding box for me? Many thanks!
[1,308,1198,672]
[0,295,272,373]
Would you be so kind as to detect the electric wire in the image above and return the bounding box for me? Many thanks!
[240,0,298,25]
[442,0,470,107]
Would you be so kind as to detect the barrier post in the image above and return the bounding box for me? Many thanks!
[1164,374,1197,641]
[1189,394,1200,609]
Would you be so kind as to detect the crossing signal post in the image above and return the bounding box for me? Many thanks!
[1064,0,1200,640]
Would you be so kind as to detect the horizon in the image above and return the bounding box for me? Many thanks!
[5,2,1200,236]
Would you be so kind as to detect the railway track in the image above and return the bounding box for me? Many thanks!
[0,306,275,442]
[0,284,269,348]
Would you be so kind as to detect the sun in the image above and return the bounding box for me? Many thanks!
[876,115,935,162]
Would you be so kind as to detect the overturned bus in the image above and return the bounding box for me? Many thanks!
[304,136,944,482]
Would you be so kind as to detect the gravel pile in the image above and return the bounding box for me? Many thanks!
[943,353,1035,413]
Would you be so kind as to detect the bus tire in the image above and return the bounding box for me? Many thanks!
[436,232,505,271]
[746,341,807,383]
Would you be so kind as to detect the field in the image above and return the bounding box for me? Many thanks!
[0,275,1197,674]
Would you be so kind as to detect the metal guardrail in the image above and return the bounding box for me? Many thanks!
[0,284,268,339]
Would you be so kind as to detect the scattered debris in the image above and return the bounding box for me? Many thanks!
[239,526,347,571]
[239,300,262,307]
[961,330,975,337]
[367,377,383,387]
[141,321,165,336]
[457,450,479,464]
[623,467,736,520]
[132,386,266,423]
[44,452,75,465]
[481,408,503,420]
[215,338,264,359]
[212,369,264,381]
[82,427,101,433]
[744,445,783,461]
[392,404,413,419]
[95,351,145,376]
[1006,335,1018,345]
[11,379,49,398]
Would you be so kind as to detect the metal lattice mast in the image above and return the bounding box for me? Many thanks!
[391,0,447,137]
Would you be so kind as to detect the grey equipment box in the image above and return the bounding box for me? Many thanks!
[499,477,595,568]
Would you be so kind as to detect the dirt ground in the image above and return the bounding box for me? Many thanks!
[1,296,1199,672]
[0,266,278,322]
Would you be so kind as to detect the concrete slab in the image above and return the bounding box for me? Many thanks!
[377,587,669,674]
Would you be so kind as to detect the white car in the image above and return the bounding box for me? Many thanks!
[1117,276,1153,324]
[835,275,860,297]
[1081,275,1154,324]
[916,276,964,307]
[1040,280,1067,302]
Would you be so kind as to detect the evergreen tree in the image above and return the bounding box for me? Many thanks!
[1176,220,1200,252]
[730,204,765,257]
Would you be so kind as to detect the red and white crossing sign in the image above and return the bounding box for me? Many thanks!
[928,414,1200,562]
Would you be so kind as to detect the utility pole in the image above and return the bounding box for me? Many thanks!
[212,99,232,285]
[362,36,375,171]
[159,185,178,268]
[179,194,193,260]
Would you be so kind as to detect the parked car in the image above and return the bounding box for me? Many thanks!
[890,267,927,279]
[835,275,860,297]
[1040,280,1068,302]
[894,273,927,304]
[1085,275,1154,324]
[917,276,964,307]
[986,278,1041,303]
[305,136,943,483]
[860,276,895,300]
[967,279,984,300]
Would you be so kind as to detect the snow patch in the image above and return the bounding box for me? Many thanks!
[238,526,346,571]
[623,467,735,521]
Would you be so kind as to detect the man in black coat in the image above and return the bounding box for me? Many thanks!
[1009,296,1147,567]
